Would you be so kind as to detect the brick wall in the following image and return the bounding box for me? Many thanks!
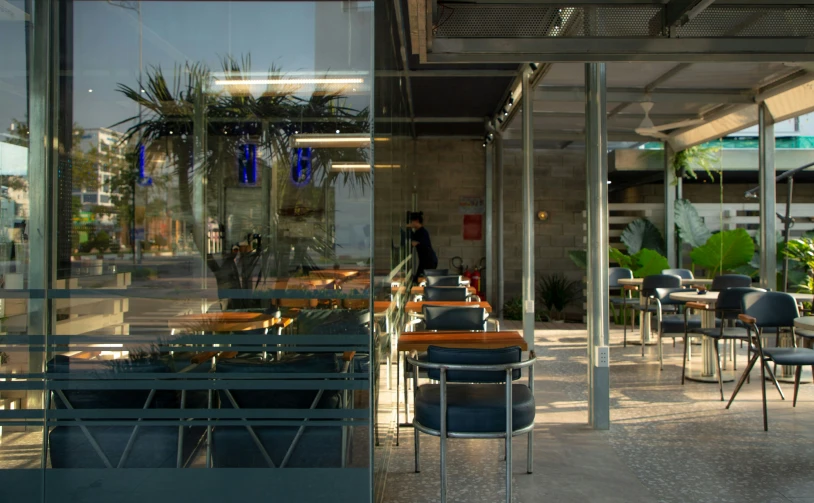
[501,149,587,302]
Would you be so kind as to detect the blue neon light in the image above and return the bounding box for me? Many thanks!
[239,144,257,185]
[290,147,312,186]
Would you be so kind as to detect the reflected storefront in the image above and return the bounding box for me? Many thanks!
[0,1,411,501]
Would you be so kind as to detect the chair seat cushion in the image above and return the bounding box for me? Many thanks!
[691,327,750,339]
[414,383,535,433]
[763,347,814,366]
[661,314,706,334]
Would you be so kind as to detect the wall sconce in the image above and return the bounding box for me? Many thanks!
[537,211,549,221]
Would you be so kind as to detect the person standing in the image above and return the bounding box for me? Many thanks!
[409,212,438,282]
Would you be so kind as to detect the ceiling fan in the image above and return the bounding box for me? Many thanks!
[634,101,705,140]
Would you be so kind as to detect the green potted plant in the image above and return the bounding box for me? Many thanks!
[537,273,582,322]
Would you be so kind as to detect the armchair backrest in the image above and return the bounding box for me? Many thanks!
[662,268,694,280]
[641,274,681,295]
[426,275,462,287]
[711,274,753,291]
[423,305,487,331]
[609,267,633,289]
[715,287,765,319]
[296,309,370,335]
[425,269,449,277]
[424,286,469,302]
[741,291,800,329]
[426,345,522,382]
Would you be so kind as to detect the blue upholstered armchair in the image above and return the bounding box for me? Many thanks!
[407,346,536,503]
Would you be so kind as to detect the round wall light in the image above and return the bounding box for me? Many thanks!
[537,210,549,221]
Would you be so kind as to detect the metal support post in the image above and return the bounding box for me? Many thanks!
[485,140,495,304]
[759,103,777,292]
[782,178,793,292]
[496,135,505,323]
[521,70,535,348]
[664,143,677,267]
[585,63,610,430]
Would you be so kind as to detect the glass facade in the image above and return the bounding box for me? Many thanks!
[0,1,414,501]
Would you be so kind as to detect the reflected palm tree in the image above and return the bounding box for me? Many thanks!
[114,56,371,287]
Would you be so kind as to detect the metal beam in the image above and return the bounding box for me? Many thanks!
[496,134,505,322]
[759,103,777,292]
[429,38,814,63]
[376,69,518,78]
[521,70,535,349]
[485,136,495,309]
[585,62,610,431]
[664,143,677,268]
[664,0,716,28]
[502,130,655,143]
[393,0,417,137]
[534,87,753,104]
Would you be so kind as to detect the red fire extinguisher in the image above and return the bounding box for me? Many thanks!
[463,266,472,285]
[471,267,482,299]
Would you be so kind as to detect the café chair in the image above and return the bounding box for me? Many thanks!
[609,267,635,347]
[422,286,478,302]
[424,269,449,277]
[408,346,536,503]
[426,275,462,287]
[662,268,694,280]
[684,287,764,400]
[710,274,752,291]
[47,355,207,468]
[727,291,814,430]
[212,352,355,467]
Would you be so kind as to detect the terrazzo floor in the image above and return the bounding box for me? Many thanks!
[377,321,814,503]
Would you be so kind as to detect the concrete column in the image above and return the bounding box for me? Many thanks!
[664,143,677,267]
[521,70,536,348]
[585,63,610,430]
[759,103,777,291]
[485,139,495,304]
[496,135,505,322]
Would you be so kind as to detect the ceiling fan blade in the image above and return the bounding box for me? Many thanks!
[634,128,669,140]
[648,118,705,132]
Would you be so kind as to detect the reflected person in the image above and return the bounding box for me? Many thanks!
[409,211,438,282]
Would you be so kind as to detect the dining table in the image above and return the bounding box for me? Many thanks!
[618,277,713,345]
[168,312,284,333]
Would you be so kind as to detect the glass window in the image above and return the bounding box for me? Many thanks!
[1,2,376,501]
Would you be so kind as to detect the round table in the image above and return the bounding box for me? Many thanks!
[618,277,713,345]
[670,290,736,383]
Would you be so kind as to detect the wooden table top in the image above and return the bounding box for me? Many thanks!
[405,301,492,314]
[393,285,478,295]
[398,331,528,352]
[618,277,713,286]
[374,301,392,314]
[168,312,286,332]
[260,278,335,288]
[309,270,360,280]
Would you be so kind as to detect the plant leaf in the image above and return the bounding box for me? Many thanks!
[690,229,755,276]
[609,247,634,269]
[621,219,665,256]
[567,250,587,270]
[632,248,670,278]
[674,199,711,248]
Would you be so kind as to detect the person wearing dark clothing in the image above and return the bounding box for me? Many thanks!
[409,212,438,282]
[207,245,243,310]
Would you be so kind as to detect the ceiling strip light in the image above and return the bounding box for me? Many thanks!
[215,78,364,86]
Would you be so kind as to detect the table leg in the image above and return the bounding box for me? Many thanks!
[631,296,655,346]
[686,310,736,383]
[770,331,813,383]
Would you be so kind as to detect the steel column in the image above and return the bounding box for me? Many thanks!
[496,135,505,322]
[485,140,495,305]
[521,70,536,348]
[664,143,677,267]
[759,103,777,292]
[585,63,610,430]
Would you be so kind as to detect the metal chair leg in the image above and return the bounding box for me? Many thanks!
[623,305,627,348]
[527,430,533,474]
[793,365,802,407]
[727,352,759,409]
[714,340,724,401]
[414,429,420,472]
[760,354,769,431]
[764,362,786,400]
[682,334,690,385]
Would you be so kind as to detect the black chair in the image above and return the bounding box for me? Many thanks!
[423,286,472,302]
[609,267,635,347]
[727,291,814,430]
[409,346,536,503]
[426,275,462,287]
[47,356,207,469]
[633,274,701,368]
[662,268,694,280]
[710,274,752,291]
[212,352,353,467]
[424,269,449,277]
[423,305,488,332]
[684,287,765,399]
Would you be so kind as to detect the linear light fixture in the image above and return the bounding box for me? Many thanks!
[291,134,383,148]
[215,78,363,86]
[331,163,399,171]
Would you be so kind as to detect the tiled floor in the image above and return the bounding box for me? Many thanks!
[377,321,814,503]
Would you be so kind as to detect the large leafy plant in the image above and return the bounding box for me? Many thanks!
[671,143,721,183]
[610,247,669,278]
[621,218,666,256]
[674,199,711,248]
[690,228,755,277]
[784,237,814,293]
